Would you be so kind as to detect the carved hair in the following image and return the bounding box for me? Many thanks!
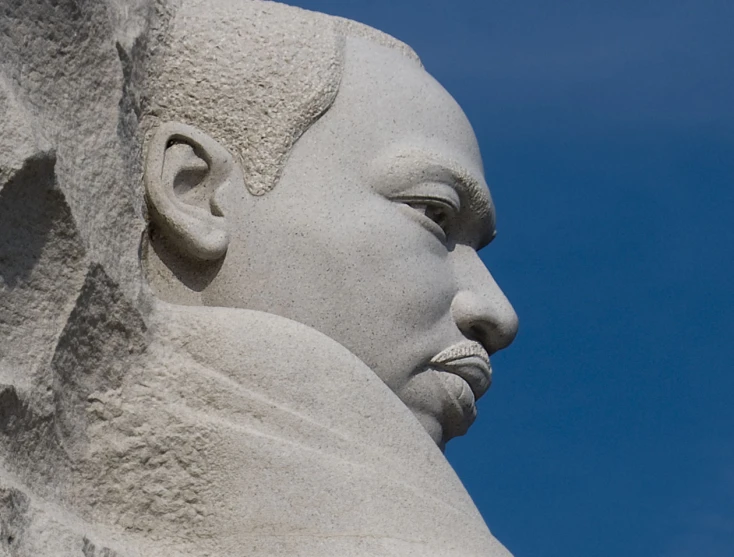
[142,0,421,196]
[0,0,421,294]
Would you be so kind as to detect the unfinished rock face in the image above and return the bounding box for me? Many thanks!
[0,1,518,555]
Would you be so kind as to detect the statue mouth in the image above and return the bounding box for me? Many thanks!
[430,341,492,401]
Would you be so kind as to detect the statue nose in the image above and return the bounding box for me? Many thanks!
[451,254,518,355]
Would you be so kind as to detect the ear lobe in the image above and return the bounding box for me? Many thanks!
[144,122,234,261]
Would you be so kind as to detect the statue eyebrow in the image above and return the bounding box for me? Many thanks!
[372,146,496,248]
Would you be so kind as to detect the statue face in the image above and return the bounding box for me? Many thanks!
[204,37,518,447]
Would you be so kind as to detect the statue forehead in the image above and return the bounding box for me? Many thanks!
[290,36,494,244]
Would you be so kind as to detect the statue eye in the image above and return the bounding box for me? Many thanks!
[404,200,454,239]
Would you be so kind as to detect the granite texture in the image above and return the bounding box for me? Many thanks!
[0,0,518,554]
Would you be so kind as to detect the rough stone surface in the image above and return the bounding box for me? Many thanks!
[1,0,519,555]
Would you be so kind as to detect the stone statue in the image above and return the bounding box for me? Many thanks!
[0,0,518,555]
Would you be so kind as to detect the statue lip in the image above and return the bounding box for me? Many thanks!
[430,341,492,400]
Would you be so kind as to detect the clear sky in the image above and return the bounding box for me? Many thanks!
[283,1,734,555]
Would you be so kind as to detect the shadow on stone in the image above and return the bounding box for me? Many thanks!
[0,152,59,288]
[51,264,147,458]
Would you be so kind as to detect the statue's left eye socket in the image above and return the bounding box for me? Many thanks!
[404,200,454,239]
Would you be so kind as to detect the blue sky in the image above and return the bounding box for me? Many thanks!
[283,1,734,555]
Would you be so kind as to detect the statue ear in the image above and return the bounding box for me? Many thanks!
[144,122,234,261]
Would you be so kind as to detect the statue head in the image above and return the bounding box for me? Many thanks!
[141,0,518,448]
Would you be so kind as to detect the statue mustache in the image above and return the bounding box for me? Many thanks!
[430,340,489,365]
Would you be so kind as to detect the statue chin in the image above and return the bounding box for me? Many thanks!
[0,0,518,555]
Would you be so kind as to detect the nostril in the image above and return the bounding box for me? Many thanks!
[459,322,493,354]
[463,317,518,356]
[467,324,485,344]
